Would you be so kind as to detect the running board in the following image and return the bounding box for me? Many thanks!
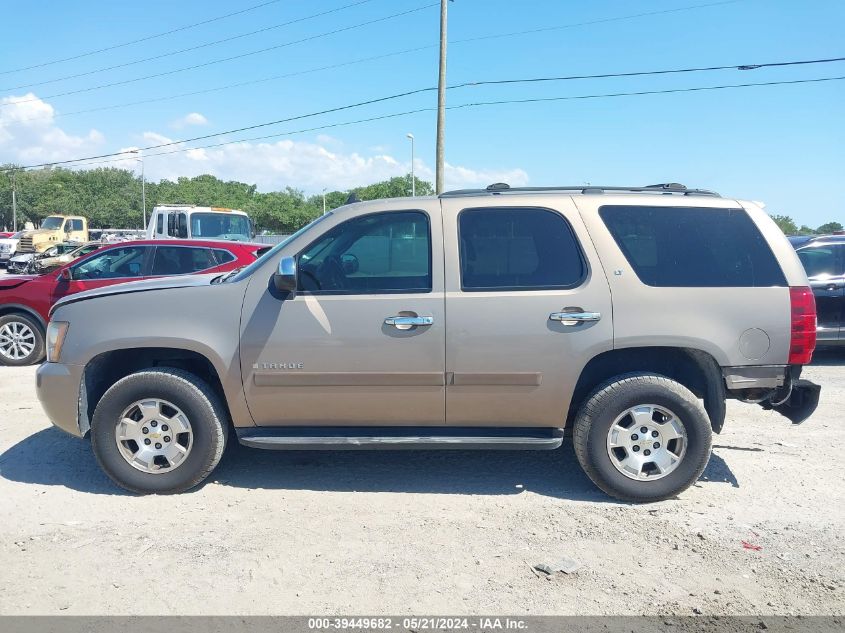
[236,426,563,451]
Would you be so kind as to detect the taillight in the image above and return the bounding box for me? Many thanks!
[788,286,817,365]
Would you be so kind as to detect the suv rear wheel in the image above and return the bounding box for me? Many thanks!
[573,372,712,502]
[0,313,45,366]
[91,368,227,494]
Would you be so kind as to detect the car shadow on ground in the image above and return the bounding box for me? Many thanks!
[0,426,739,501]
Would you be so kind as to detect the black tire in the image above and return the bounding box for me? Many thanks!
[0,313,45,366]
[573,372,712,503]
[91,368,227,494]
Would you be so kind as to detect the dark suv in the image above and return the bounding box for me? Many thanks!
[795,236,845,345]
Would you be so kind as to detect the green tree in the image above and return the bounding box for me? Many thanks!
[816,221,843,234]
[769,214,798,235]
[0,167,436,233]
[797,225,816,235]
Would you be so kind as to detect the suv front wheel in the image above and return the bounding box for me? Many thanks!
[573,372,712,502]
[91,368,227,494]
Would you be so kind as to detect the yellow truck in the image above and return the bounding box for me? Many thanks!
[17,215,89,254]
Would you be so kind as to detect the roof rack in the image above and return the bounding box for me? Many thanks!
[440,182,721,198]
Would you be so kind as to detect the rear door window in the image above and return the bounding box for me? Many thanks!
[797,245,845,278]
[600,206,787,287]
[151,246,217,275]
[458,207,585,291]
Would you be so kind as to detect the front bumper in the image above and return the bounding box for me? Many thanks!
[36,362,86,437]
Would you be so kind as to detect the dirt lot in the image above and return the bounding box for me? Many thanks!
[0,355,843,616]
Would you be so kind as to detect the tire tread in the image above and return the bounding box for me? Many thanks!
[573,372,712,503]
[91,368,227,494]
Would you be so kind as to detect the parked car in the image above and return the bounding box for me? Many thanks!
[0,239,269,367]
[795,235,845,345]
[6,252,35,274]
[36,184,820,500]
[35,241,104,273]
[0,231,25,267]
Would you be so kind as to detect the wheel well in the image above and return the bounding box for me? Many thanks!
[80,348,229,436]
[567,347,726,433]
[0,306,46,331]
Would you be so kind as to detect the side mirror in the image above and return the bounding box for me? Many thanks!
[176,214,188,239]
[59,268,73,282]
[273,256,297,295]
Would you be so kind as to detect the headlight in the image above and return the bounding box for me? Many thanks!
[46,321,69,363]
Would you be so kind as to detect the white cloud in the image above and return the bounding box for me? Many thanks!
[170,112,208,129]
[0,93,103,164]
[0,93,528,193]
[134,137,528,194]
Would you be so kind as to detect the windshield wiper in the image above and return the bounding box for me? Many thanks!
[212,266,245,284]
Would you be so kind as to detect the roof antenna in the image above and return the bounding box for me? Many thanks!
[345,192,361,205]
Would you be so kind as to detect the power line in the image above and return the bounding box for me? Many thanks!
[450,56,845,89]
[0,3,437,108]
[1,0,745,111]
[1,0,378,92]
[14,51,845,124]
[450,0,746,46]
[7,74,843,172]
[39,45,434,122]
[0,0,286,76]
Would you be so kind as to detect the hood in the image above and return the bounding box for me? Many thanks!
[0,274,36,290]
[51,272,222,315]
[24,229,55,237]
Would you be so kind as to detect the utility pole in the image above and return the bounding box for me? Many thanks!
[435,0,448,194]
[140,154,146,230]
[10,170,17,232]
[322,188,327,215]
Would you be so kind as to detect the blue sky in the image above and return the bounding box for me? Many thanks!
[0,0,843,226]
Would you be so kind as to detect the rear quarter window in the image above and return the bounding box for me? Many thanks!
[600,205,786,287]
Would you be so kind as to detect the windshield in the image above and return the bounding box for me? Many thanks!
[190,212,251,241]
[226,212,333,283]
[40,216,64,230]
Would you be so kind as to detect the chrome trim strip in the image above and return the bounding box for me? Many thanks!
[450,373,542,387]
[253,372,446,387]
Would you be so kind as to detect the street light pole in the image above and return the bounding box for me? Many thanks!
[140,153,146,230]
[322,188,327,215]
[406,133,415,197]
[10,170,17,232]
[435,0,449,194]
[131,150,146,229]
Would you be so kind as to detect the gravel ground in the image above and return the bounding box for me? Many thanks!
[0,355,843,616]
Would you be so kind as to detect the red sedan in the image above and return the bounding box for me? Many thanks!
[0,239,269,366]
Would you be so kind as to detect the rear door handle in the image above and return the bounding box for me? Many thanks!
[384,315,434,330]
[549,311,601,326]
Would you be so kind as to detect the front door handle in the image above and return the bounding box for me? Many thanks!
[549,311,601,326]
[384,315,434,330]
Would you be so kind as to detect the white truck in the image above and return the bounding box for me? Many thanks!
[146,205,254,242]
